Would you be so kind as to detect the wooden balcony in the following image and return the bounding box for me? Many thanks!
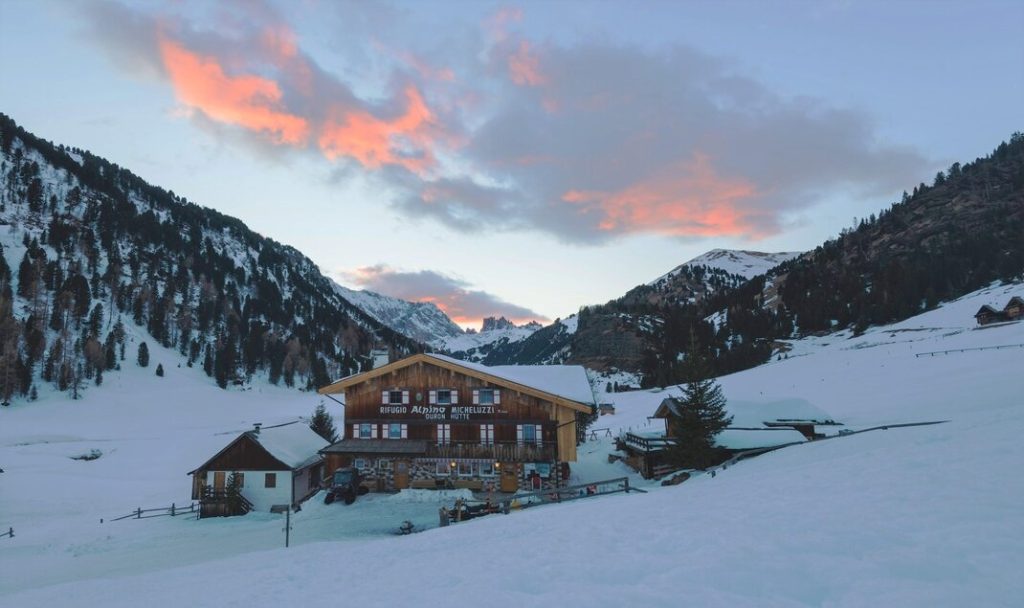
[622,432,674,453]
[425,441,557,462]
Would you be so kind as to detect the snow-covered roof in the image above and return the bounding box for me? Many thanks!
[426,353,596,406]
[725,398,835,427]
[714,428,807,450]
[656,396,834,428]
[251,422,329,470]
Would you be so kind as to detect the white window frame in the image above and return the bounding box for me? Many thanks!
[437,423,451,445]
[387,423,407,439]
[473,389,501,405]
[480,423,494,446]
[358,423,374,439]
[457,461,474,477]
[479,461,496,477]
[382,389,410,405]
[377,458,392,471]
[435,460,450,475]
[436,389,452,405]
[354,458,367,470]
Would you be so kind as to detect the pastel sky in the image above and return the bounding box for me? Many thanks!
[1,0,1021,330]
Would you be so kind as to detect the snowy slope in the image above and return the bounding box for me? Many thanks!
[333,283,464,345]
[2,282,1023,606]
[648,248,802,286]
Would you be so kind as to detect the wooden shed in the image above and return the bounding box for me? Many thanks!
[188,421,328,516]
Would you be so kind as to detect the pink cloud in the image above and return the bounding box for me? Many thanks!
[508,40,546,86]
[562,153,770,238]
[157,35,309,145]
[318,86,439,174]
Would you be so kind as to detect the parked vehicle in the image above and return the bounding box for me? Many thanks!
[324,467,367,505]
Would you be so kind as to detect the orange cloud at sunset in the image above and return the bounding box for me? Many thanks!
[157,36,309,145]
[508,40,546,86]
[562,154,766,238]
[318,86,439,174]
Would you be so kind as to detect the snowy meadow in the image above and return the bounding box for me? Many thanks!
[2,282,1023,607]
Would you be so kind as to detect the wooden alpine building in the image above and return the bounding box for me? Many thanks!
[317,353,596,493]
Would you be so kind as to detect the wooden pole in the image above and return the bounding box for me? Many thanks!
[285,508,291,548]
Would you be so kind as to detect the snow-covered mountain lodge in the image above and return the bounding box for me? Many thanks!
[317,354,596,492]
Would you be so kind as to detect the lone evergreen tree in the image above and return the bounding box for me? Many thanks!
[309,402,338,443]
[665,331,732,470]
[155,363,164,377]
[225,472,244,515]
[137,342,149,367]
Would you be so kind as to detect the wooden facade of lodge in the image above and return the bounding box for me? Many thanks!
[318,354,596,493]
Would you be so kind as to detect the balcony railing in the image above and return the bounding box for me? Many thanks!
[424,441,557,462]
[622,432,674,453]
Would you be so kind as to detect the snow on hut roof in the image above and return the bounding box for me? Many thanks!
[726,398,836,428]
[657,396,834,428]
[252,422,329,470]
[714,428,808,450]
[426,353,596,406]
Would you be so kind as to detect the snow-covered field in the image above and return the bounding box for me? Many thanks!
[2,282,1023,607]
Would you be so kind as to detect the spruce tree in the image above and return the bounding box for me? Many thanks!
[137,342,149,367]
[309,402,338,443]
[155,363,164,377]
[666,331,732,470]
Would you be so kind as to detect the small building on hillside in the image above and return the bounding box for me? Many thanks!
[1004,296,1024,321]
[317,353,596,493]
[189,421,328,516]
[975,304,1006,326]
[598,402,616,416]
[620,397,839,479]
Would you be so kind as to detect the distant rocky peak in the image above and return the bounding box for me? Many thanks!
[481,316,517,332]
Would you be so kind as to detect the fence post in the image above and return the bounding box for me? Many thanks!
[624,477,631,493]
[136,507,141,519]
[171,503,175,517]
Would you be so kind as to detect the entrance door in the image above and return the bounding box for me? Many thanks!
[394,461,410,490]
[213,471,226,491]
[500,463,519,492]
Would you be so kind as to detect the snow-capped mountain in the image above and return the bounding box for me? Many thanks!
[436,316,544,359]
[649,249,803,285]
[332,284,464,345]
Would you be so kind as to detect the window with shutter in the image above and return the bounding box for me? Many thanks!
[437,423,451,444]
[429,390,437,405]
[535,424,543,446]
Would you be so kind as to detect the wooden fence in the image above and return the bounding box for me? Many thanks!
[915,343,1024,357]
[107,502,199,522]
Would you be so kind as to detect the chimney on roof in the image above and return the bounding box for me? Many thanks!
[253,423,262,435]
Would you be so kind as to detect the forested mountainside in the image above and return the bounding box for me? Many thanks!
[0,113,424,403]
[480,133,1024,387]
